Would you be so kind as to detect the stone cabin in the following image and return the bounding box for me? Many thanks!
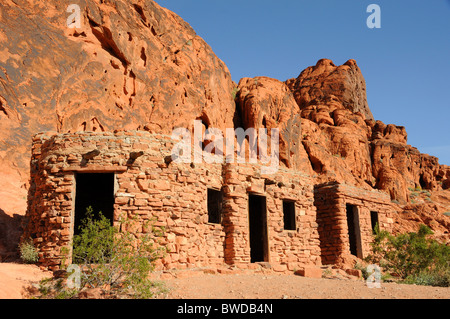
[23,131,394,272]
[314,182,394,266]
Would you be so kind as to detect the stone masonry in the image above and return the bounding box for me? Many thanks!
[23,131,393,272]
[315,182,394,266]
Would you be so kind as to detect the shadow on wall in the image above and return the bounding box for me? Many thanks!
[0,208,24,262]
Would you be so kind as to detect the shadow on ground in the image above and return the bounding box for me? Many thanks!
[0,208,24,262]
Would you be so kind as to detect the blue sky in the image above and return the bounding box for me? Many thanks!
[160,0,450,165]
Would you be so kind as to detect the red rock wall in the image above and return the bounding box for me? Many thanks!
[0,0,236,217]
[3,0,449,261]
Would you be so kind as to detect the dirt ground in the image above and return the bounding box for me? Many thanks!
[160,270,449,300]
[0,263,448,299]
[0,263,53,299]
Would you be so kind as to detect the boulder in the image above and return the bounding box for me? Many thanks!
[286,59,374,121]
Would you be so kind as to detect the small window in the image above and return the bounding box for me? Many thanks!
[370,211,379,234]
[207,188,223,224]
[282,200,296,231]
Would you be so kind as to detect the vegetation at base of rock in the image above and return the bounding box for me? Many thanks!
[19,238,39,264]
[37,207,166,299]
[365,224,450,287]
[231,87,239,99]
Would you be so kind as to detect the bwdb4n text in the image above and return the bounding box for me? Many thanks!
[222,303,273,314]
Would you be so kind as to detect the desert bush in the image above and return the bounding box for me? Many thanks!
[365,224,450,287]
[19,238,39,264]
[38,206,166,298]
[403,267,450,287]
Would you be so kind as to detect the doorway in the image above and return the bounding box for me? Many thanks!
[248,194,269,263]
[74,173,115,236]
[345,204,362,258]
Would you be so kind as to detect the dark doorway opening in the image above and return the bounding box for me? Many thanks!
[370,211,379,234]
[282,200,296,231]
[346,204,362,258]
[74,173,115,236]
[248,194,268,263]
[207,188,223,224]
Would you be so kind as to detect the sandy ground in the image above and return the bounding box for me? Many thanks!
[161,271,449,299]
[0,263,448,300]
[0,263,52,299]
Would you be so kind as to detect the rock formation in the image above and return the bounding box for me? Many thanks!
[235,77,308,172]
[0,0,448,259]
[0,0,235,210]
[0,0,236,258]
[284,58,450,239]
[286,58,374,121]
[284,59,450,199]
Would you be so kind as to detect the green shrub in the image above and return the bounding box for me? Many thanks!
[74,207,166,298]
[365,224,450,287]
[19,238,39,264]
[409,191,419,198]
[231,87,239,99]
[38,207,166,298]
[422,190,431,197]
[403,267,450,287]
[354,263,369,280]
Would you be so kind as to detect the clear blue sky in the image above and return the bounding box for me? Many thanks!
[160,0,450,165]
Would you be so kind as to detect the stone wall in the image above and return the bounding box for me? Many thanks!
[23,131,322,272]
[221,163,321,271]
[24,131,225,270]
[314,182,394,266]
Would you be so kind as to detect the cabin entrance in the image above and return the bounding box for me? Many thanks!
[248,194,269,263]
[74,173,115,236]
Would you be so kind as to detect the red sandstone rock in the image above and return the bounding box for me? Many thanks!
[286,58,374,120]
[294,267,323,279]
[0,0,235,216]
[345,268,362,278]
[301,117,374,188]
[0,0,449,262]
[235,77,312,173]
[393,200,450,241]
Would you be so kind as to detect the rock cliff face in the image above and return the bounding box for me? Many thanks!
[286,59,374,121]
[0,0,448,258]
[0,0,235,214]
[235,77,306,171]
[285,59,450,205]
[0,0,236,258]
[235,58,450,240]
